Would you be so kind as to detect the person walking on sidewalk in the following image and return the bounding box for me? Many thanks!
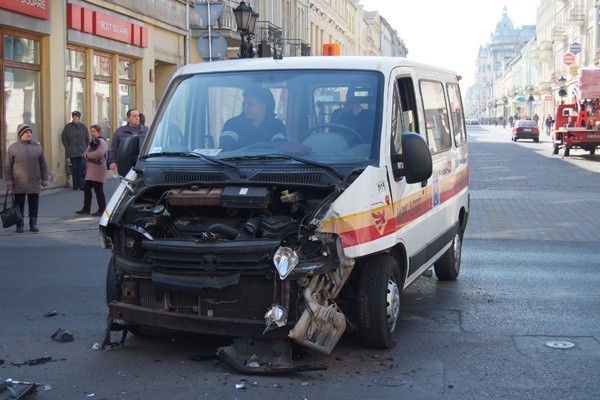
[4,124,49,233]
[545,114,554,136]
[61,110,89,190]
[76,125,107,217]
[108,109,148,173]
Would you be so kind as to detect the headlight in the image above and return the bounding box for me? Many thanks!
[273,246,299,280]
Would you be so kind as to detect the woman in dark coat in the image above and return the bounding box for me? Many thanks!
[5,123,49,233]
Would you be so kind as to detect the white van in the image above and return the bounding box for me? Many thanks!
[100,56,469,372]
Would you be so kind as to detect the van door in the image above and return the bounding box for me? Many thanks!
[388,73,432,281]
[419,79,461,265]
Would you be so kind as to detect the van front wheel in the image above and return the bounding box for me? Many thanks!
[434,230,462,281]
[356,255,402,349]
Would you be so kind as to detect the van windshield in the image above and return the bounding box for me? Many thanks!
[142,70,382,165]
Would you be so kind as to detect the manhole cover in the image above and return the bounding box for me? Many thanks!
[545,340,575,349]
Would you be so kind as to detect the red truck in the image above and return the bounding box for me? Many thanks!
[552,69,600,156]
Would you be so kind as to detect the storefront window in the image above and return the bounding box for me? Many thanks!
[3,35,39,64]
[94,55,111,77]
[66,49,85,123]
[2,32,41,177]
[118,59,136,125]
[93,81,112,139]
[93,54,112,139]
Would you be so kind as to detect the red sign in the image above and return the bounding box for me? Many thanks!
[93,12,131,44]
[0,0,50,20]
[67,4,147,48]
[564,52,575,65]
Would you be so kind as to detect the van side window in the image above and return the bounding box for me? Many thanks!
[447,83,466,145]
[420,80,451,154]
[391,77,418,153]
[391,77,418,179]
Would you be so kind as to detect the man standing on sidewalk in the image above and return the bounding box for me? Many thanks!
[61,111,89,190]
[108,109,148,173]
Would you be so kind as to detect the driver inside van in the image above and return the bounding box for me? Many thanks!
[220,86,286,150]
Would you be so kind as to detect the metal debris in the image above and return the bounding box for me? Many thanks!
[51,328,74,343]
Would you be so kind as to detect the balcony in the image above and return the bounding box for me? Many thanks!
[568,7,585,26]
[552,26,567,42]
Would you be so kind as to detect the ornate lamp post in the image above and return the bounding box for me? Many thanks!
[233,1,259,58]
[558,76,567,101]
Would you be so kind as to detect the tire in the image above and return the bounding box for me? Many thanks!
[534,138,539,143]
[563,146,570,157]
[590,148,596,155]
[552,144,559,155]
[106,255,122,305]
[356,255,403,349]
[434,230,463,281]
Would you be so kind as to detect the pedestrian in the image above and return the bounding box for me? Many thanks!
[61,111,89,190]
[76,124,107,217]
[108,108,148,172]
[545,114,554,136]
[4,124,49,233]
[508,115,514,128]
[533,113,539,126]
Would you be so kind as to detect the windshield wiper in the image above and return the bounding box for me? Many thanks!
[224,153,344,180]
[140,151,241,174]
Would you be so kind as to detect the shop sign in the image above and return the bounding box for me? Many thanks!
[67,3,147,48]
[563,52,575,65]
[569,42,581,55]
[0,0,50,20]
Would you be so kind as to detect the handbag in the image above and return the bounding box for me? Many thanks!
[1,189,23,228]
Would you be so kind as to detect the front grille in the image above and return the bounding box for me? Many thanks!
[135,275,299,321]
[142,238,279,274]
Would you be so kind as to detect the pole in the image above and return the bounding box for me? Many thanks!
[207,1,212,61]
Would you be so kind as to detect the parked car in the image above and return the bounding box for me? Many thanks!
[512,119,540,142]
[466,118,479,125]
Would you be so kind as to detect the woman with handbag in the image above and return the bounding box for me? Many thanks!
[75,124,107,217]
[4,123,49,233]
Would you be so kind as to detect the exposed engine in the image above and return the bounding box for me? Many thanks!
[107,182,354,355]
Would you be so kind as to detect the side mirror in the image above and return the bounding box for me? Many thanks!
[393,132,432,184]
[117,135,140,177]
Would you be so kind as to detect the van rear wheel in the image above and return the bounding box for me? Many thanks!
[356,255,402,349]
[434,230,462,281]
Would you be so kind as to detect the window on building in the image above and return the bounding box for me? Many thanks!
[93,54,113,139]
[3,33,41,144]
[118,59,136,126]
[66,48,86,123]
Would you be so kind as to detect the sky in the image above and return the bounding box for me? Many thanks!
[360,0,539,89]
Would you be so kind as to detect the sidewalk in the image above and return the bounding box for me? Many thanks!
[0,173,120,237]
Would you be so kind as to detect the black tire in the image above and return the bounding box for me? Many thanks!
[434,230,463,281]
[106,255,122,305]
[590,148,596,155]
[356,255,403,349]
[552,144,559,155]
[534,138,539,143]
[564,146,570,157]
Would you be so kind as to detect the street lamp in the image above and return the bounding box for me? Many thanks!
[558,76,567,100]
[233,1,259,58]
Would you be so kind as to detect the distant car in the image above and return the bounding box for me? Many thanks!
[466,118,479,125]
[512,120,539,142]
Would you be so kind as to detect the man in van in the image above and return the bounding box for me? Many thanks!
[220,86,286,150]
[108,108,148,172]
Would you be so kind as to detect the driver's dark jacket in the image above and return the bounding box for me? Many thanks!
[109,124,149,165]
[221,113,285,150]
